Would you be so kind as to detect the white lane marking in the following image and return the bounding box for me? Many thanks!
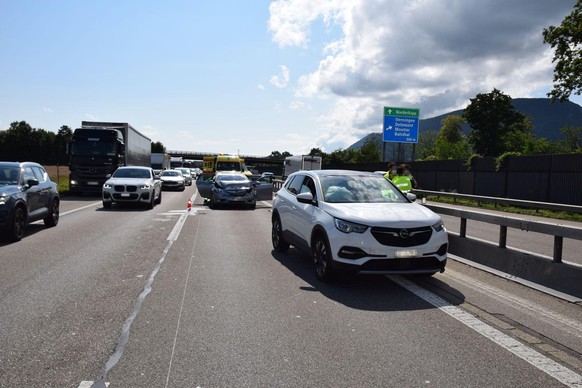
[165,211,202,387]
[390,275,582,388]
[78,381,108,387]
[444,268,582,340]
[60,201,101,216]
[167,213,188,242]
[83,204,195,386]
[32,201,101,224]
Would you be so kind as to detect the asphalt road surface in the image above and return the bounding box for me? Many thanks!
[0,188,581,387]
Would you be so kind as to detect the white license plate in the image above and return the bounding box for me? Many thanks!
[121,193,130,197]
[87,181,99,185]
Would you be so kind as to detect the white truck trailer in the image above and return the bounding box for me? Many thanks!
[283,155,322,178]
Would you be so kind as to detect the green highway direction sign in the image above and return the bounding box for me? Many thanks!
[383,106,419,143]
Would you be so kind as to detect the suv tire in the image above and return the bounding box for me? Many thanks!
[10,206,26,242]
[313,233,335,282]
[272,214,290,252]
[43,198,60,227]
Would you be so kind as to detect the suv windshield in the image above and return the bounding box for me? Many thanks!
[0,166,20,186]
[320,174,407,203]
[113,169,150,179]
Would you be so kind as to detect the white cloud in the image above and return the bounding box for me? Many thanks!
[289,100,310,110]
[42,107,54,113]
[258,84,265,90]
[269,0,575,150]
[270,65,290,88]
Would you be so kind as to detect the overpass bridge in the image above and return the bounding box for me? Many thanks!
[166,150,284,175]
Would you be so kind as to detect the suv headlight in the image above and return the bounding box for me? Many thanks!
[103,183,112,189]
[0,196,6,206]
[432,220,445,232]
[334,218,367,234]
[140,184,152,190]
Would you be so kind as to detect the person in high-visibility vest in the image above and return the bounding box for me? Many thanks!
[383,162,397,180]
[404,164,418,189]
[391,165,412,193]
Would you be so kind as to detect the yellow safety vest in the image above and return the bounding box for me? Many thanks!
[392,176,412,192]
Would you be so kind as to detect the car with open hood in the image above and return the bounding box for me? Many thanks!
[197,171,273,210]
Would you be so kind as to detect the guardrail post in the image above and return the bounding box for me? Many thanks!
[499,225,507,248]
[460,218,467,238]
[553,236,563,263]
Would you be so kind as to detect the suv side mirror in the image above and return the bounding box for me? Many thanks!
[27,178,39,187]
[296,191,316,205]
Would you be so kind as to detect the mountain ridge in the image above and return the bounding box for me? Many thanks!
[348,98,582,151]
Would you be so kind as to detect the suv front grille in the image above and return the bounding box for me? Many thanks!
[114,185,138,192]
[370,226,432,247]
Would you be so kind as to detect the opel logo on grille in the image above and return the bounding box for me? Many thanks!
[399,229,410,239]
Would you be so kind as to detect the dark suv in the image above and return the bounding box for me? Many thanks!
[0,162,60,241]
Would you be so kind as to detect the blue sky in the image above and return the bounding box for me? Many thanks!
[1,1,579,156]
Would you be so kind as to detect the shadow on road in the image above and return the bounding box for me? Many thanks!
[271,248,465,312]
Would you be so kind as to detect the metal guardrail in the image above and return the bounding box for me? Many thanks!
[413,189,582,214]
[424,203,582,263]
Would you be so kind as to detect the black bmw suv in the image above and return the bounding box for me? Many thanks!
[0,162,60,241]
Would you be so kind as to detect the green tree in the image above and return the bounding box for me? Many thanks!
[559,125,582,152]
[543,1,582,101]
[266,151,291,160]
[463,89,528,157]
[324,148,356,164]
[354,139,382,162]
[308,147,326,157]
[151,141,166,153]
[416,130,438,160]
[55,125,73,164]
[1,121,35,162]
[434,115,471,160]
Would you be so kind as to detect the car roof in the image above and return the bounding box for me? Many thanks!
[117,166,151,170]
[291,169,378,177]
[0,161,42,168]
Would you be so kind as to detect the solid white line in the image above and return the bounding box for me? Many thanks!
[32,201,101,224]
[389,275,582,388]
[60,201,101,216]
[167,213,188,241]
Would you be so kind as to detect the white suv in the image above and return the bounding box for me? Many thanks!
[271,170,448,281]
[102,166,162,209]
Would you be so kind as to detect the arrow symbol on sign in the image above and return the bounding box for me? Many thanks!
[387,126,393,130]
[388,109,392,114]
